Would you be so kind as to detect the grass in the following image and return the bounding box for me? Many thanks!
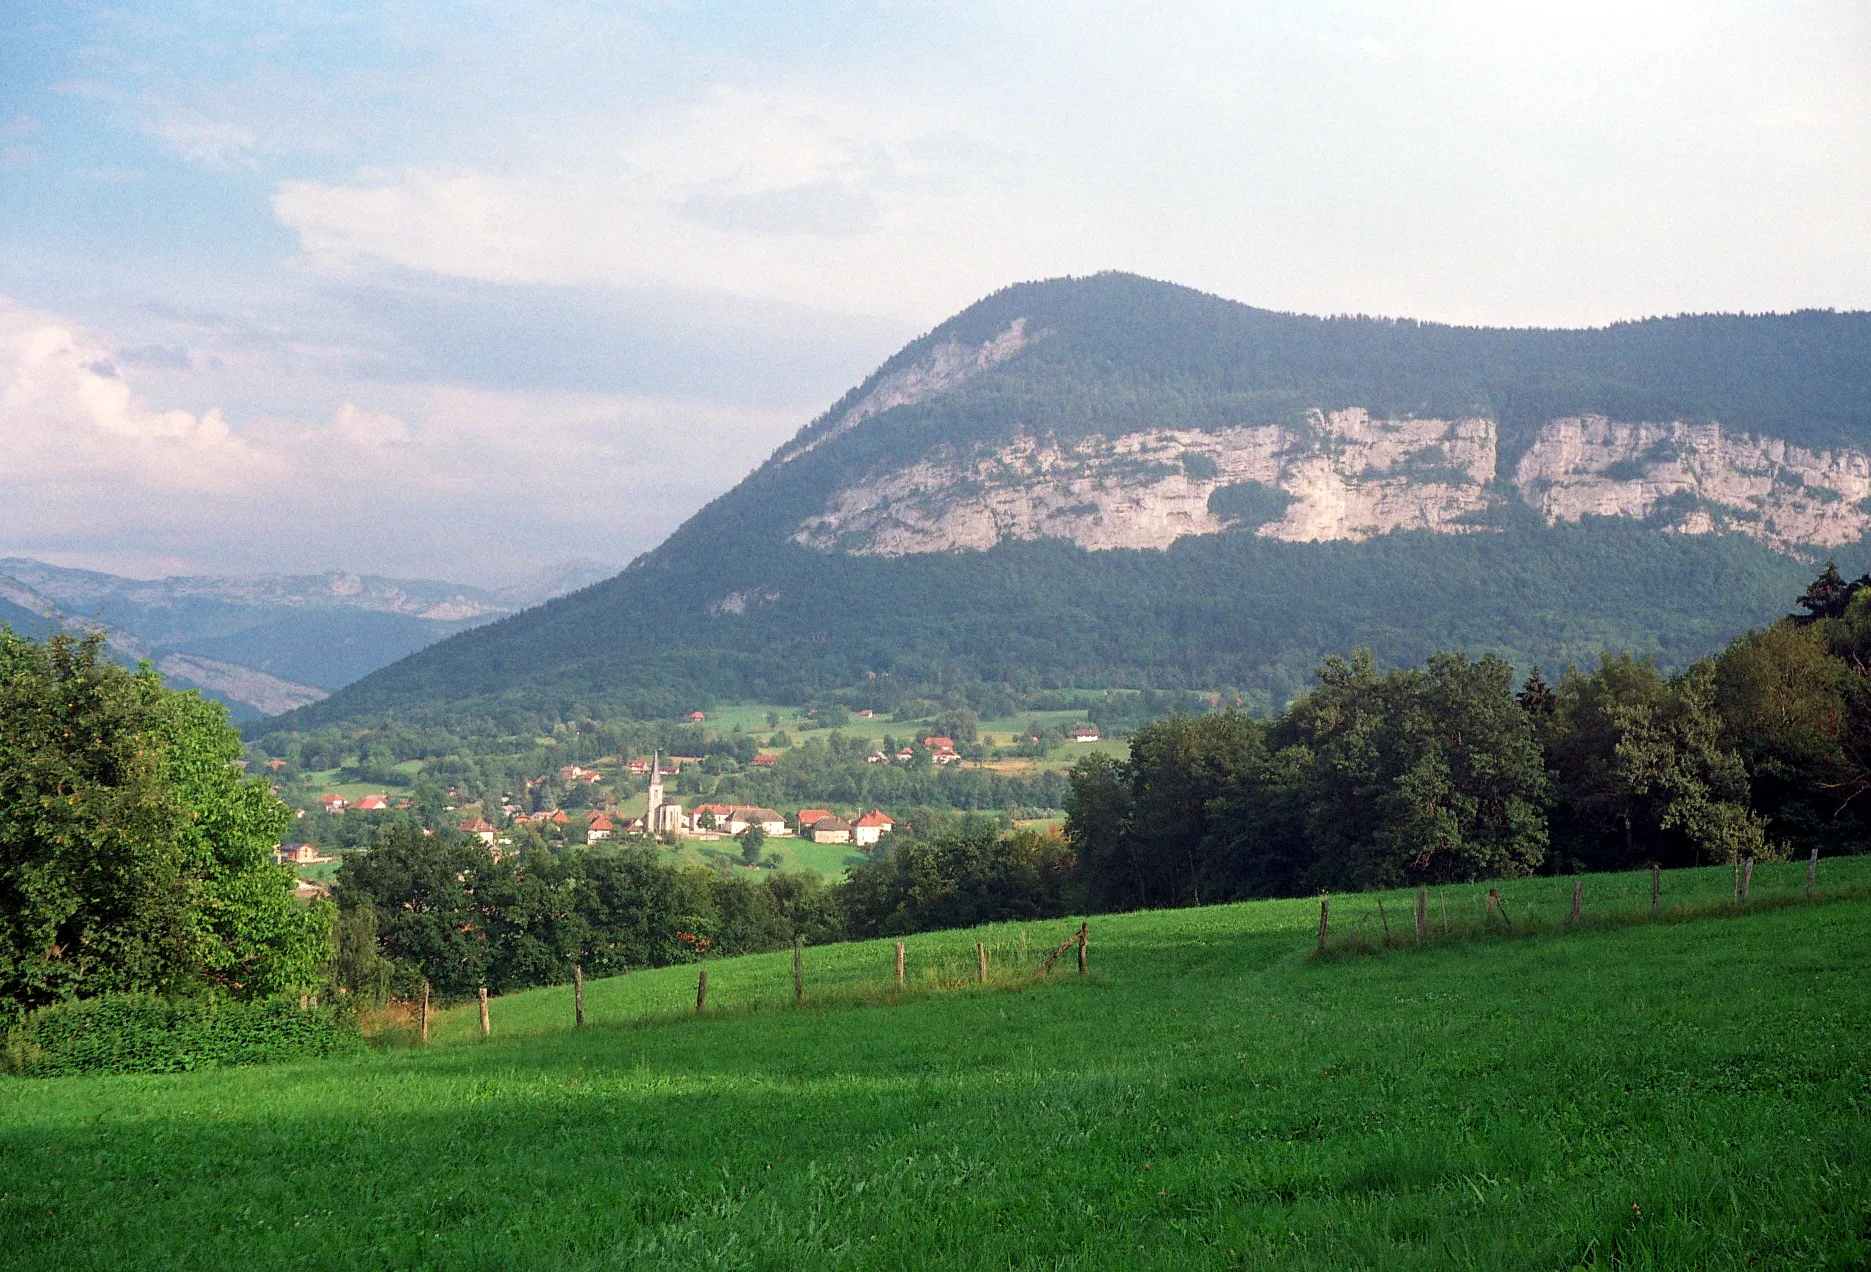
[5,858,1870,1270]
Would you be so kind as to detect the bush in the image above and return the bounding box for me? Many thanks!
[3,994,363,1077]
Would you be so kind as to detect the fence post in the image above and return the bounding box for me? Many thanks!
[1733,856,1741,898]
[793,934,804,1006]
[1651,863,1660,910]
[478,986,490,1039]
[1077,922,1088,975]
[696,968,707,1013]
[574,963,584,1029]
[977,941,988,985]
[1415,887,1427,941]
[1439,890,1448,934]
[420,981,430,1046]
[1741,854,1755,903]
[1808,847,1819,897]
[1568,880,1582,928]
[895,941,905,986]
[1317,894,1330,954]
[1376,899,1391,945]
[1487,888,1511,928]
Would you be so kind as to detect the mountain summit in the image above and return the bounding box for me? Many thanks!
[265,273,1871,730]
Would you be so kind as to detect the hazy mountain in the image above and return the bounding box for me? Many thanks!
[0,558,610,717]
[259,273,1871,733]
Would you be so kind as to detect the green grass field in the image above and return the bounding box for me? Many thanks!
[5,858,1870,1270]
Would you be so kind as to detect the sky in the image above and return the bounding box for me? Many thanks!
[2,1,1867,585]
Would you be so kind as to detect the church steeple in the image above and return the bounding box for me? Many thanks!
[646,750,663,831]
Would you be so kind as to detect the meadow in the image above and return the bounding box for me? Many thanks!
[4,858,1869,1270]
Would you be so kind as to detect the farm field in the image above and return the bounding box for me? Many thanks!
[5,858,1869,1270]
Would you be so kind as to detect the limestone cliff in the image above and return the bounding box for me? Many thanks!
[796,412,1871,558]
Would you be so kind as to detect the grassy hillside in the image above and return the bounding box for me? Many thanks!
[6,858,1869,1270]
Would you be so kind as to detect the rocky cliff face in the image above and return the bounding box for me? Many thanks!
[1514,417,1871,553]
[796,411,1871,558]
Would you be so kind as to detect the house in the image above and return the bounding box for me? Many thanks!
[737,807,790,836]
[852,810,894,846]
[809,814,853,845]
[797,809,833,831]
[866,751,887,764]
[354,793,390,811]
[1071,725,1102,743]
[559,765,602,783]
[549,809,571,826]
[586,813,614,843]
[625,758,651,776]
[752,753,777,767]
[691,803,736,832]
[317,794,347,813]
[458,817,496,844]
[293,878,330,902]
[274,843,326,866]
[895,747,915,762]
[857,709,874,719]
[266,759,287,772]
[687,711,706,721]
[923,736,955,753]
[621,816,646,834]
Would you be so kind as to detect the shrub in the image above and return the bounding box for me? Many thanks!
[3,994,363,1077]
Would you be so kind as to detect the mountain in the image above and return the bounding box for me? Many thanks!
[0,559,607,719]
[259,273,1871,733]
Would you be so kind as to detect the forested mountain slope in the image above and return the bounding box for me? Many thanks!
[263,273,1871,731]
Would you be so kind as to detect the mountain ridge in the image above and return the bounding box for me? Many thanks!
[256,273,1871,733]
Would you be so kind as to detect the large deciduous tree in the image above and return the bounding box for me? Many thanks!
[0,631,327,1018]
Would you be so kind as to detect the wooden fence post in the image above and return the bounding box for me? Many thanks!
[1376,899,1391,945]
[1439,890,1448,934]
[1487,888,1511,928]
[1077,923,1088,975]
[478,986,490,1038]
[976,941,988,984]
[793,934,804,1006]
[1415,887,1427,941]
[895,941,905,986]
[1317,894,1330,954]
[574,963,584,1029]
[1733,856,1741,898]
[696,968,707,1013]
[1741,854,1755,903]
[420,981,430,1045]
[1568,880,1582,928]
[1808,847,1819,897]
[1651,863,1660,911]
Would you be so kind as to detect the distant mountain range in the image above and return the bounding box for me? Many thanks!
[0,557,610,720]
[259,273,1871,733]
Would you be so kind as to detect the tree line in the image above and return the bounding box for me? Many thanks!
[1066,565,1871,909]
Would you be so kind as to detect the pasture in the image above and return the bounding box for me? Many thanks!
[4,858,1869,1270]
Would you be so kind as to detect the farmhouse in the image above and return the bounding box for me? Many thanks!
[752,753,778,767]
[852,810,894,845]
[586,813,614,842]
[458,817,496,844]
[274,843,327,866]
[809,814,853,845]
[797,808,833,831]
[318,794,347,813]
[1071,725,1102,743]
[354,793,391,811]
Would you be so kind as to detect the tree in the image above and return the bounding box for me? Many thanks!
[0,631,327,1019]
[738,823,767,866]
[334,824,491,998]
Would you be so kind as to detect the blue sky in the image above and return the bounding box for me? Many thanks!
[2,1,1867,583]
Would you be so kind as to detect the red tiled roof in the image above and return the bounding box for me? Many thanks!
[797,809,833,826]
[853,810,894,828]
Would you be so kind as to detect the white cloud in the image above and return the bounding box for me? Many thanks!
[0,298,802,582]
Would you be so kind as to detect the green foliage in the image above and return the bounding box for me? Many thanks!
[3,992,360,1076]
[0,631,327,1021]
[841,827,1075,937]
[1205,480,1288,527]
